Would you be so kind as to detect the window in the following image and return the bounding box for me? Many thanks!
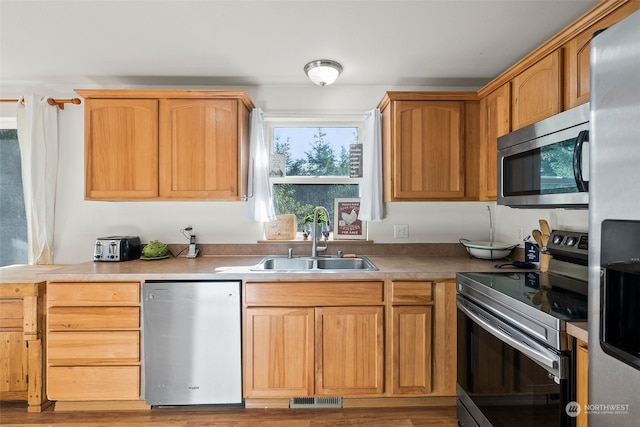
[0,118,28,266]
[266,117,363,231]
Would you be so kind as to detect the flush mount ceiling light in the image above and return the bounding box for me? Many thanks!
[304,60,343,86]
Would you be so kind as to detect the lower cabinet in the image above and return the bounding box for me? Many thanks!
[0,281,49,412]
[47,366,140,401]
[245,307,315,397]
[243,279,457,401]
[392,305,433,394]
[576,339,588,427]
[390,281,457,396]
[0,300,29,397]
[243,281,384,398]
[42,278,457,407]
[316,306,384,395]
[46,282,143,406]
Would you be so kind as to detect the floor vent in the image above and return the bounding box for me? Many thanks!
[289,396,343,408]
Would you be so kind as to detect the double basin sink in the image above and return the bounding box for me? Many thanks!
[251,255,378,271]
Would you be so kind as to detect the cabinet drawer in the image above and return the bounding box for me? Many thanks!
[48,331,139,363]
[48,366,140,400]
[0,299,23,330]
[245,281,384,306]
[49,307,139,330]
[392,282,433,305]
[48,282,140,306]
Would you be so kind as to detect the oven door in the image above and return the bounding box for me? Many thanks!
[457,295,574,427]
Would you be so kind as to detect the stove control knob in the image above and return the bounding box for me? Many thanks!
[552,234,563,245]
[565,236,577,246]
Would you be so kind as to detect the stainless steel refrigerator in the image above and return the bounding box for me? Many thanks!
[589,8,640,426]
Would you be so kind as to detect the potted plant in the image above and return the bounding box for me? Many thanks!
[302,207,328,240]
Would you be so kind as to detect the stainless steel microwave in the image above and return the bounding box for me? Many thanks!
[498,103,589,208]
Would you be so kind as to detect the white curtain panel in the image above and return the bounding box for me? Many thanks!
[16,95,58,264]
[359,108,384,222]
[247,107,276,222]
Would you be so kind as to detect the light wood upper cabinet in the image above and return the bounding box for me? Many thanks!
[511,50,562,130]
[379,93,475,201]
[396,101,463,200]
[478,83,510,200]
[159,99,240,199]
[76,90,254,201]
[83,99,159,199]
[563,0,640,109]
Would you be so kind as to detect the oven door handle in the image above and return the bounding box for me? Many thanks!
[458,299,558,372]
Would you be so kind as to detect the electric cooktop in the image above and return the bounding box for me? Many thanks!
[458,229,589,327]
[457,271,588,322]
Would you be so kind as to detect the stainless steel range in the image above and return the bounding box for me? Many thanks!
[456,229,588,427]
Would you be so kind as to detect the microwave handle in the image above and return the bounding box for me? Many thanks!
[573,130,589,192]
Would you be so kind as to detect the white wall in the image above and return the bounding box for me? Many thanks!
[1,83,588,263]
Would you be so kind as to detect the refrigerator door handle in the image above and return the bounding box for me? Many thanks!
[573,130,589,192]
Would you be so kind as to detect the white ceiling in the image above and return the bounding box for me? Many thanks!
[1,0,599,89]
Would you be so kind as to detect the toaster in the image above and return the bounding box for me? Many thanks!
[94,236,141,262]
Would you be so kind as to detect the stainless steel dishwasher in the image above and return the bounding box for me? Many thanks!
[142,280,242,406]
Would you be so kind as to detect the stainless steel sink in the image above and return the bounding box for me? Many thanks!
[256,257,315,270]
[315,257,377,270]
[251,256,377,271]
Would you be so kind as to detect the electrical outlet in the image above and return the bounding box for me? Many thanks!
[394,224,409,238]
[516,226,525,242]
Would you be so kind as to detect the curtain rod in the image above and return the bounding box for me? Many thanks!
[0,97,82,110]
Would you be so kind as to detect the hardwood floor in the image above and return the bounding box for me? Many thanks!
[0,402,459,426]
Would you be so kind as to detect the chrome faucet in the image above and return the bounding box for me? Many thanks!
[311,206,331,257]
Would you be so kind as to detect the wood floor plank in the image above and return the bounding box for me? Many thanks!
[0,402,458,426]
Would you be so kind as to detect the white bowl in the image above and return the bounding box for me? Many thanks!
[459,239,518,260]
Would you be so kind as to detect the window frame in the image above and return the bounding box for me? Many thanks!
[265,114,365,190]
[0,117,17,129]
[264,114,366,235]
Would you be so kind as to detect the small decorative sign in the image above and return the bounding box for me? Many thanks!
[269,154,286,177]
[349,144,363,178]
[334,198,366,240]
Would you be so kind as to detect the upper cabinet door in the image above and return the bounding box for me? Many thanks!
[479,83,510,200]
[84,99,159,200]
[511,50,562,130]
[159,99,239,199]
[564,1,640,109]
[391,101,465,200]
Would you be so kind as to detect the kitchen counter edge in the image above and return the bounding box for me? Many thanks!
[33,255,505,282]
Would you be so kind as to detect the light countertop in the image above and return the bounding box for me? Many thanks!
[3,257,589,341]
[32,254,505,282]
[567,321,589,343]
[0,264,66,284]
